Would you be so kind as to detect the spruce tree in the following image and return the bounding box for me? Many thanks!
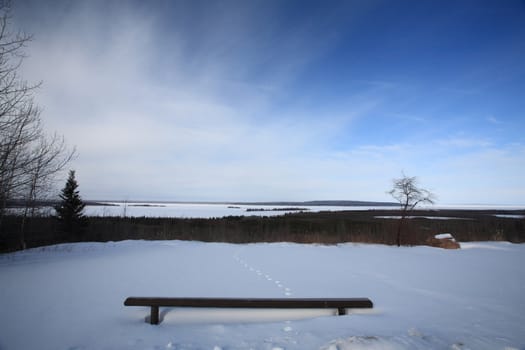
[55,170,86,239]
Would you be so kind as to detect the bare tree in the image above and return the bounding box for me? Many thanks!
[19,134,74,248]
[388,173,435,246]
[0,4,74,247]
[0,3,39,216]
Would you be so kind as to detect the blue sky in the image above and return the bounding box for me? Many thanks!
[13,0,525,204]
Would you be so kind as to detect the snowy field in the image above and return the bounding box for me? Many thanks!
[1,240,524,350]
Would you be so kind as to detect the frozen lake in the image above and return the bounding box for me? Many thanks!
[83,201,525,219]
[8,202,524,219]
[84,202,394,218]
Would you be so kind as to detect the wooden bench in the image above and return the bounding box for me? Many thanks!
[124,297,374,324]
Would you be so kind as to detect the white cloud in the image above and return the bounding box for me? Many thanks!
[486,115,502,124]
[11,2,524,205]
[15,2,367,201]
[436,137,492,148]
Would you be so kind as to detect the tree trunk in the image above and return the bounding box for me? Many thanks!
[396,217,404,247]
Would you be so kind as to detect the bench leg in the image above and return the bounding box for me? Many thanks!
[337,307,347,316]
[150,306,159,325]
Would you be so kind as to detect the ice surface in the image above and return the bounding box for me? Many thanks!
[494,214,525,219]
[84,202,399,218]
[25,202,525,219]
[375,216,472,220]
[0,240,524,349]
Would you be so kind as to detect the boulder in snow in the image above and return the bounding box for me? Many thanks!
[435,233,454,240]
[427,233,460,249]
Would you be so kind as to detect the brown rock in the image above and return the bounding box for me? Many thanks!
[427,234,460,249]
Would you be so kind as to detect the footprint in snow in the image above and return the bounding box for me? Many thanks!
[234,254,292,297]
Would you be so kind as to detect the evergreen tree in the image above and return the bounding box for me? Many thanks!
[55,170,86,239]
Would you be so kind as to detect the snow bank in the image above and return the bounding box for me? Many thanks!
[434,233,454,240]
[1,240,524,349]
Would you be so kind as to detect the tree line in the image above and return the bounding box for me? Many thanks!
[1,208,523,252]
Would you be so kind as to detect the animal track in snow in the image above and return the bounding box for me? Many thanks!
[233,251,293,297]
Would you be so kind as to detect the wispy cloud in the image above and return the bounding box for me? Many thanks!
[11,1,525,204]
[437,137,492,149]
[15,1,373,200]
[486,116,502,125]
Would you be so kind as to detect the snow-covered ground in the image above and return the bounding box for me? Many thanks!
[1,240,524,349]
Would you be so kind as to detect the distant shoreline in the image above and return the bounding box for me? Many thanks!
[84,200,400,207]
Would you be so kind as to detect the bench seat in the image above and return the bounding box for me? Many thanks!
[124,297,373,324]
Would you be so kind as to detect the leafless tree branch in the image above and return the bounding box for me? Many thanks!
[388,172,435,246]
[0,3,74,248]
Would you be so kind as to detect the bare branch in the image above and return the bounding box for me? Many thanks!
[0,3,74,240]
[387,173,436,246]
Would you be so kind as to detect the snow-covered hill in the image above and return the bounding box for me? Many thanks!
[1,240,523,349]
